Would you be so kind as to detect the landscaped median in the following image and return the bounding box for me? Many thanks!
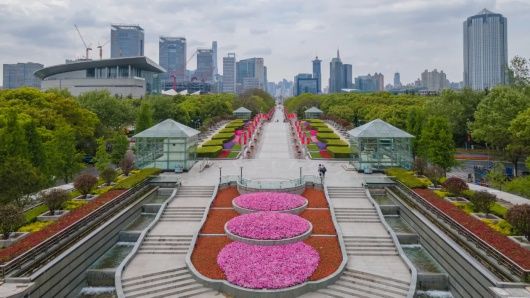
[197,120,247,159]
[294,119,352,159]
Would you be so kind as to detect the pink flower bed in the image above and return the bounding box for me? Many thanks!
[226,212,310,240]
[217,242,319,289]
[234,192,306,211]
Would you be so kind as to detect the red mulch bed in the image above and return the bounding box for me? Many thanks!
[305,236,342,280]
[191,236,232,279]
[302,188,329,208]
[218,150,230,158]
[414,188,530,269]
[299,210,336,235]
[0,190,126,263]
[211,187,240,208]
[319,150,331,159]
[455,154,492,161]
[200,209,239,234]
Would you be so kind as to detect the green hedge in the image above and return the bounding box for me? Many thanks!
[309,151,322,158]
[316,127,333,133]
[232,144,242,151]
[327,146,352,158]
[24,204,49,223]
[317,133,340,142]
[113,168,161,190]
[212,133,235,140]
[325,139,349,147]
[385,168,430,189]
[310,123,327,128]
[202,139,225,147]
[227,151,240,158]
[219,127,236,133]
[307,143,319,151]
[197,146,223,158]
[304,119,323,123]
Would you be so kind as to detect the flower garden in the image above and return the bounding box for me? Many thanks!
[291,117,351,159]
[191,187,342,290]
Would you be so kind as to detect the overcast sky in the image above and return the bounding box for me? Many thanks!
[1,0,529,86]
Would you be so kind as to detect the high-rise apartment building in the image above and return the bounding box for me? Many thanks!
[196,49,214,82]
[373,73,384,91]
[312,56,322,93]
[329,50,343,93]
[421,69,449,91]
[212,41,218,77]
[463,9,508,90]
[393,72,401,87]
[111,24,144,58]
[354,73,384,92]
[2,62,43,89]
[222,53,236,93]
[159,37,186,89]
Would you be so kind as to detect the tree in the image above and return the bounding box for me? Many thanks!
[49,126,83,183]
[486,163,507,190]
[0,204,24,240]
[470,191,496,214]
[507,56,530,88]
[0,110,29,164]
[41,189,69,215]
[424,165,444,187]
[73,174,98,198]
[135,103,154,133]
[77,90,135,130]
[0,156,43,207]
[418,117,456,175]
[120,150,135,176]
[506,204,530,240]
[100,167,118,186]
[95,138,111,172]
[110,133,129,165]
[442,177,468,195]
[413,157,428,176]
[406,107,426,156]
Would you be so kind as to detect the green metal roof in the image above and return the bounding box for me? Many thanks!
[133,119,199,138]
[348,119,414,138]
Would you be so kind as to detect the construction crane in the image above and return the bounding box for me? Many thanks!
[97,40,110,60]
[74,24,92,60]
[186,49,198,65]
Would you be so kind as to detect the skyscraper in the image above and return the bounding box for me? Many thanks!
[159,37,186,88]
[354,73,384,92]
[373,73,384,91]
[222,53,236,93]
[110,24,144,58]
[236,58,266,93]
[294,73,318,96]
[393,72,401,87]
[342,64,353,89]
[421,69,449,91]
[463,9,508,90]
[329,49,343,93]
[196,49,214,82]
[2,62,43,89]
[212,41,218,77]
[312,56,322,93]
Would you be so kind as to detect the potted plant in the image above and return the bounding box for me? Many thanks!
[470,191,501,222]
[74,174,98,199]
[506,204,530,248]
[38,189,70,221]
[0,204,27,248]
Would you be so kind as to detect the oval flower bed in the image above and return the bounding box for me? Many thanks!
[233,192,306,212]
[217,242,319,289]
[226,212,311,241]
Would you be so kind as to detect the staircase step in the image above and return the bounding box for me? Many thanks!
[122,267,186,283]
[125,278,199,298]
[344,269,410,288]
[123,270,190,287]
[124,273,193,293]
[149,284,215,298]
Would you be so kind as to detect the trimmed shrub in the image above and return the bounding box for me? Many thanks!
[17,221,53,233]
[424,165,444,187]
[64,199,88,210]
[309,151,322,158]
[413,157,428,176]
[232,144,242,151]
[197,146,223,158]
[470,191,496,214]
[310,123,327,128]
[317,133,340,142]
[227,151,240,158]
[506,204,530,240]
[219,127,236,133]
[74,174,98,198]
[41,189,69,215]
[113,168,160,190]
[442,177,469,195]
[100,167,118,186]
[212,133,235,140]
[307,143,319,151]
[304,119,323,124]
[327,146,352,158]
[325,139,349,147]
[316,127,333,133]
[385,168,431,189]
[225,122,244,128]
[120,150,135,176]
[203,139,225,147]
[0,204,25,239]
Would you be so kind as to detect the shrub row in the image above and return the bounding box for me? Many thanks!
[219,127,236,133]
[197,146,223,158]
[317,133,340,142]
[316,127,333,133]
[113,168,161,190]
[212,133,235,140]
[385,168,431,189]
[327,146,352,158]
[202,139,225,147]
[324,139,349,147]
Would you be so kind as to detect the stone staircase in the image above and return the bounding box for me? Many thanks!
[122,267,217,298]
[160,207,206,222]
[334,207,380,223]
[315,268,409,298]
[342,235,398,256]
[327,187,368,199]
[138,235,193,255]
[174,186,216,199]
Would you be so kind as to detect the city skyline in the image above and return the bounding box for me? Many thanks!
[0,1,529,86]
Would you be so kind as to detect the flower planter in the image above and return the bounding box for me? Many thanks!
[508,236,530,250]
[0,232,30,249]
[37,210,70,222]
[471,212,501,223]
[225,221,313,246]
[444,197,469,204]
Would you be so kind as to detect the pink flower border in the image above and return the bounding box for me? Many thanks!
[234,192,306,211]
[226,212,310,240]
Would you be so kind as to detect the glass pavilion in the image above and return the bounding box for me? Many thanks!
[133,119,200,172]
[304,107,323,119]
[348,119,414,172]
[233,107,252,120]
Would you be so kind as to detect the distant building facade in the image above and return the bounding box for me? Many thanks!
[2,62,43,89]
[236,57,266,93]
[354,73,384,92]
[212,41,218,77]
[463,9,508,90]
[312,56,322,93]
[421,69,449,91]
[195,49,214,82]
[294,73,318,96]
[159,37,186,88]
[393,72,401,88]
[329,50,343,93]
[343,64,353,89]
[111,24,144,58]
[222,53,236,93]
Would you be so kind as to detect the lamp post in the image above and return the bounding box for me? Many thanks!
[219,166,222,183]
[299,166,302,184]
[240,166,243,183]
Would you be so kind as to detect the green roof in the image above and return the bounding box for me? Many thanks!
[348,119,414,138]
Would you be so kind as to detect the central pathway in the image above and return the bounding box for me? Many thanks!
[255,105,293,159]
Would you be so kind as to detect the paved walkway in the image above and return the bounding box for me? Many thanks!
[467,183,529,205]
[255,105,293,159]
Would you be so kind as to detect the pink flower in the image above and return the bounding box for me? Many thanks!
[217,242,320,289]
[234,192,306,211]
[226,212,310,240]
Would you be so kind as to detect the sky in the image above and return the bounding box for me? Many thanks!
[1,0,529,87]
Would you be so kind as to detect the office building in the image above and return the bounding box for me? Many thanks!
[196,49,214,82]
[394,72,401,88]
[329,50,343,93]
[312,56,322,93]
[373,73,384,91]
[2,62,43,89]
[111,24,144,58]
[294,73,318,96]
[421,69,449,91]
[212,41,218,77]
[222,53,236,93]
[236,57,266,93]
[354,73,384,92]
[464,9,508,90]
[159,37,186,89]
[343,64,353,89]
[34,57,165,97]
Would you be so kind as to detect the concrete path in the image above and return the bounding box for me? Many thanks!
[255,105,293,159]
[467,183,529,205]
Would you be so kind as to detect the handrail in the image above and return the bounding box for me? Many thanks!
[392,181,529,281]
[0,180,153,279]
[235,175,320,190]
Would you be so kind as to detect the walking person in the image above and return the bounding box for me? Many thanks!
[318,164,324,184]
[321,164,327,180]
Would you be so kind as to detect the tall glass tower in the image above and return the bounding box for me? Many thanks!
[463,9,508,90]
[312,56,322,93]
[329,50,343,93]
[159,37,186,87]
[111,24,144,58]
